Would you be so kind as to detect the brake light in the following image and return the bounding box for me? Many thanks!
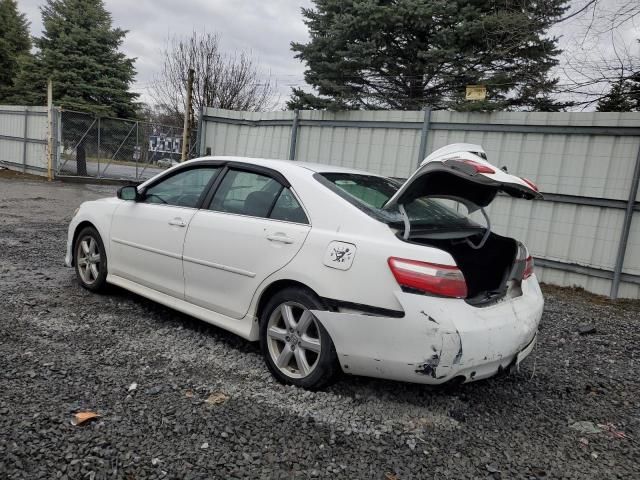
[521,177,539,192]
[462,159,495,174]
[523,255,534,279]
[388,257,468,298]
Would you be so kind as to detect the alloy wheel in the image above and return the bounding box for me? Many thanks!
[266,301,322,379]
[76,235,101,285]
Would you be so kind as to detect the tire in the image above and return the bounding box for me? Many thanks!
[73,226,108,292]
[260,287,339,390]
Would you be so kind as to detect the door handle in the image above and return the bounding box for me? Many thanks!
[266,233,294,244]
[168,218,186,227]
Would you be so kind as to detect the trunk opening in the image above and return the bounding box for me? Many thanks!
[410,232,518,304]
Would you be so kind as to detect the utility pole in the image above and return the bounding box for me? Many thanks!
[181,68,195,162]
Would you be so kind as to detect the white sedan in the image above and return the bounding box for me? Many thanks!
[65,143,544,390]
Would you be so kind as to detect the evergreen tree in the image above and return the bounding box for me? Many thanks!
[0,0,31,103]
[15,0,138,117]
[289,0,569,111]
[597,41,640,112]
[596,81,635,112]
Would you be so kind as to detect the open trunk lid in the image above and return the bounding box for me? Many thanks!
[383,143,542,211]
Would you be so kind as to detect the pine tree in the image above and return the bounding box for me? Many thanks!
[597,41,640,112]
[289,0,569,111]
[14,0,138,117]
[596,81,635,112]
[0,0,31,103]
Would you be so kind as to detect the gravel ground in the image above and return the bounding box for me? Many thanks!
[1,175,639,479]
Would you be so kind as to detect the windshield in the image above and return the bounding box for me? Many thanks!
[315,172,481,232]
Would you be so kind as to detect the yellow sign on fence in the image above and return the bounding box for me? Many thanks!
[465,85,487,101]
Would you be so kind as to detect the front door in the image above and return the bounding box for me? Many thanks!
[109,166,221,298]
[183,167,311,319]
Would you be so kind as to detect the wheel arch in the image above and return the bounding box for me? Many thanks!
[254,279,326,322]
[70,220,99,266]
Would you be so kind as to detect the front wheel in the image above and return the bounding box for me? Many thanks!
[73,226,108,292]
[260,287,339,390]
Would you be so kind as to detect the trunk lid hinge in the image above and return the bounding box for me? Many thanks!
[399,203,411,240]
[465,207,491,250]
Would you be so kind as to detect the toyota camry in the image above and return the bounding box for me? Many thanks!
[65,143,543,390]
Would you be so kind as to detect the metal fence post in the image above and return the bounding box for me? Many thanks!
[289,109,300,161]
[47,79,53,181]
[417,107,432,167]
[52,107,59,175]
[22,108,28,173]
[135,121,139,180]
[610,142,640,299]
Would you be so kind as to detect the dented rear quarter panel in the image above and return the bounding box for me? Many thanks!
[312,276,543,385]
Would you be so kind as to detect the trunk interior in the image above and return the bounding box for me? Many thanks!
[411,232,518,302]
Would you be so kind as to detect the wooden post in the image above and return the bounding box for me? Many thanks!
[47,79,53,181]
[182,68,195,162]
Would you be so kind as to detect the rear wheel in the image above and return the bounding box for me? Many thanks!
[260,287,339,390]
[74,226,108,292]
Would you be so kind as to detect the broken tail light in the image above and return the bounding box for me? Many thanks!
[388,257,468,298]
[462,159,495,174]
[521,177,539,192]
[523,255,534,279]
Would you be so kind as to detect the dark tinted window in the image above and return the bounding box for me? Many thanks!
[316,172,478,231]
[270,188,308,224]
[143,167,220,207]
[209,170,282,217]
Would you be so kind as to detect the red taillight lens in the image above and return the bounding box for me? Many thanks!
[523,255,534,279]
[462,159,495,174]
[521,177,539,192]
[388,257,468,298]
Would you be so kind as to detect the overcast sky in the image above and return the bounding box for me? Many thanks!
[19,0,314,105]
[17,0,640,109]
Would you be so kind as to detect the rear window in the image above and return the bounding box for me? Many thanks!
[315,172,480,232]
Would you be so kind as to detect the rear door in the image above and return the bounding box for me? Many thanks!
[183,166,311,319]
[384,143,541,210]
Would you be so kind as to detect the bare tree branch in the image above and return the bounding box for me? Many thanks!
[151,32,277,123]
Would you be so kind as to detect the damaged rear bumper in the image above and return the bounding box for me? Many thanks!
[312,277,543,385]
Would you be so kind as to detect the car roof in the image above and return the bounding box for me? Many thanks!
[187,155,382,177]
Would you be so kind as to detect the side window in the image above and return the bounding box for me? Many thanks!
[209,169,282,218]
[270,188,309,224]
[143,167,220,208]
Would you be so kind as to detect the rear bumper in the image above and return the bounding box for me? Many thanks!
[312,277,543,385]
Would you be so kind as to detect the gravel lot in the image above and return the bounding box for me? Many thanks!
[1,174,638,479]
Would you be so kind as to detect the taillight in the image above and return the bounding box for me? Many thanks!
[462,159,495,174]
[523,255,534,279]
[521,177,539,192]
[388,257,468,298]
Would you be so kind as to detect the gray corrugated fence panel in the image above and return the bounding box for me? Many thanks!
[482,196,629,296]
[0,105,49,176]
[200,108,640,299]
[295,110,424,178]
[610,143,640,298]
[425,112,640,202]
[202,108,293,160]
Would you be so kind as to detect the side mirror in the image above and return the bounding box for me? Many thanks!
[117,185,140,201]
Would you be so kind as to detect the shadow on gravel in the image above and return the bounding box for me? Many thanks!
[101,284,261,355]
[98,283,546,410]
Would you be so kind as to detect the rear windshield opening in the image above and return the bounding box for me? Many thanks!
[315,172,483,235]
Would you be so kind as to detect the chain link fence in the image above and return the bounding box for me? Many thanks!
[57,110,198,181]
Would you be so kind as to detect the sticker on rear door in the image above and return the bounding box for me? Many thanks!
[323,241,356,270]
